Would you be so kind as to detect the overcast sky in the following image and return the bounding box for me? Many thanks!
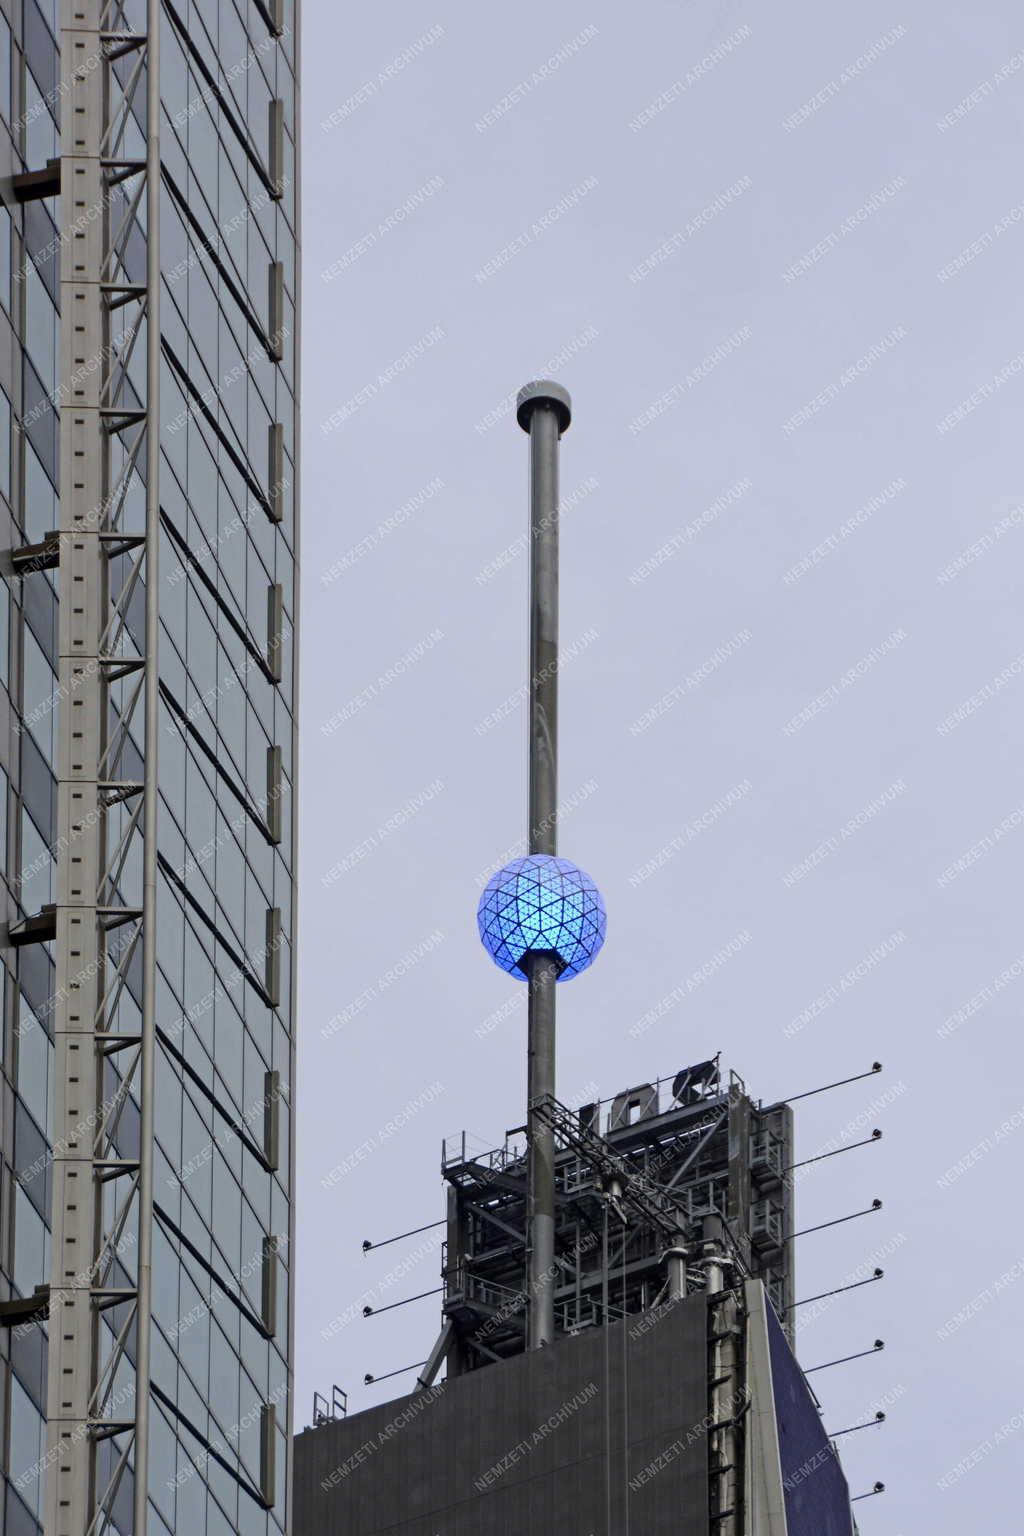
[296,2,1023,1527]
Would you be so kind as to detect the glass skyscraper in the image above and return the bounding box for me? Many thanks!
[0,1,299,1533]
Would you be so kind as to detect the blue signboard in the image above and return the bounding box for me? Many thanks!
[767,1306,854,1536]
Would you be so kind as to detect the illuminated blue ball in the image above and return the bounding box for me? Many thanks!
[477,855,607,981]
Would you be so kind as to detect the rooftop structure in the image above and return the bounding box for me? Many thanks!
[438,1058,795,1378]
[295,1057,877,1536]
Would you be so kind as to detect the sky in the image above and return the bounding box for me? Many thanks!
[296,2,1024,1528]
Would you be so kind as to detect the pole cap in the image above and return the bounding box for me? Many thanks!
[516,379,572,435]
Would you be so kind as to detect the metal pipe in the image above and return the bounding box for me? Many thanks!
[361,1218,445,1253]
[851,1482,886,1501]
[363,1361,427,1387]
[517,380,571,1351]
[804,1340,885,1374]
[785,1267,884,1312]
[702,1212,726,1295]
[830,1411,886,1438]
[788,1200,882,1240]
[362,1286,443,1317]
[782,1061,882,1105]
[525,952,558,1346]
[664,1233,688,1302]
[786,1130,881,1171]
[525,397,561,851]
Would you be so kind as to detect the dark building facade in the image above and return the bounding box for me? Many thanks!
[297,1293,711,1536]
[294,1280,855,1536]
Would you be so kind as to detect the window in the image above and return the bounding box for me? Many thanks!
[24,0,58,103]
[22,356,57,488]
[20,731,55,845]
[22,625,58,764]
[15,1100,51,1217]
[12,1182,47,1297]
[23,68,57,171]
[19,804,52,915]
[0,386,10,505]
[24,198,59,305]
[8,1376,46,1521]
[23,259,56,395]
[0,578,8,690]
[0,12,11,129]
[15,993,51,1133]
[0,204,10,318]
[23,436,56,545]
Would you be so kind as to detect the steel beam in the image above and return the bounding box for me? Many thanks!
[44,4,158,1532]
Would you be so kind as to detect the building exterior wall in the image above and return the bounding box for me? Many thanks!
[295,1295,710,1536]
[295,1280,856,1536]
[0,1,299,1531]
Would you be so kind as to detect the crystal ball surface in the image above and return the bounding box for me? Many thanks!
[477,854,607,981]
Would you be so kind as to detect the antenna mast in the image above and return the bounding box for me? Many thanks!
[517,380,572,1348]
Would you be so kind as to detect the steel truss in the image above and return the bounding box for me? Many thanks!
[44,2,160,1532]
[439,1066,795,1376]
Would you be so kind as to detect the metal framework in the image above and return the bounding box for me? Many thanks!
[438,1061,795,1378]
[43,2,160,1532]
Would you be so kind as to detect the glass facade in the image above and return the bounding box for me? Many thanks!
[0,1,299,1532]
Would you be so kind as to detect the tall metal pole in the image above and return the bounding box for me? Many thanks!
[516,380,572,1350]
